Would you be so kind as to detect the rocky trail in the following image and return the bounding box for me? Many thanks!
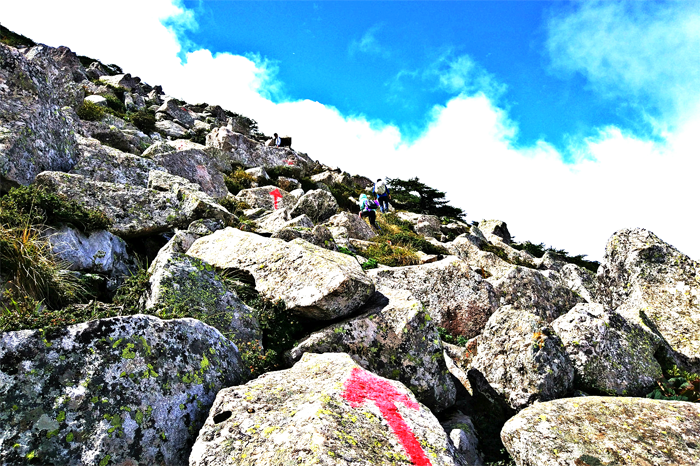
[1,29,700,466]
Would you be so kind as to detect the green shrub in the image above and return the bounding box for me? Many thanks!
[0,25,35,48]
[0,185,111,232]
[104,94,126,115]
[646,366,700,402]
[363,242,419,267]
[128,109,157,134]
[511,241,600,273]
[328,183,366,212]
[224,167,255,195]
[437,327,468,346]
[76,100,105,122]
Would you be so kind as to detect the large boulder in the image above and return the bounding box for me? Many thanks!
[187,228,375,320]
[502,396,700,466]
[0,315,244,466]
[0,43,80,191]
[597,228,700,373]
[142,141,228,199]
[254,208,314,234]
[190,353,470,466]
[552,303,663,396]
[477,220,512,245]
[156,119,188,138]
[470,305,574,411]
[156,97,195,128]
[145,252,261,345]
[367,256,498,339]
[70,135,162,187]
[489,266,585,323]
[98,73,141,91]
[287,287,456,411]
[34,171,233,238]
[234,185,295,211]
[325,211,377,241]
[396,212,443,239]
[289,188,339,223]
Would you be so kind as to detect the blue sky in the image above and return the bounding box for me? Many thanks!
[3,1,700,260]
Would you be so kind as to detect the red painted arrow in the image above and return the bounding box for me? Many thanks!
[269,188,283,210]
[342,367,432,466]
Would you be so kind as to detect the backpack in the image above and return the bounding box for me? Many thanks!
[361,199,378,211]
[375,180,387,195]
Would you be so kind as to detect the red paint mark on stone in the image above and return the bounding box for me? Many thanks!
[269,188,283,209]
[342,367,432,466]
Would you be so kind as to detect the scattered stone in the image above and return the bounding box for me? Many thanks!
[235,186,295,211]
[477,219,512,244]
[245,166,270,184]
[155,119,188,138]
[98,73,141,91]
[277,176,301,192]
[325,211,377,241]
[289,189,339,223]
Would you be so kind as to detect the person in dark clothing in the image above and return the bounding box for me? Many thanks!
[358,194,380,229]
[373,178,391,213]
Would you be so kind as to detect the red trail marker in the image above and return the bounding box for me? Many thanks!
[342,367,432,466]
[269,188,283,210]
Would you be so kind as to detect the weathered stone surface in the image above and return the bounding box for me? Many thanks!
[470,305,574,411]
[489,266,585,323]
[396,212,443,239]
[255,208,314,234]
[271,224,338,251]
[35,171,232,238]
[558,263,597,303]
[287,287,456,411]
[0,43,80,190]
[98,73,141,91]
[597,228,700,373]
[205,127,312,170]
[477,220,511,245]
[289,189,339,224]
[156,119,188,138]
[84,94,107,106]
[77,118,146,155]
[502,396,700,466]
[277,176,300,192]
[142,141,228,199]
[244,166,270,184]
[439,411,485,466]
[552,303,663,396]
[446,235,516,279]
[70,135,161,186]
[234,186,295,211]
[325,211,377,241]
[310,170,353,187]
[46,225,133,288]
[156,97,195,128]
[146,252,261,345]
[367,256,498,339]
[187,228,374,320]
[0,315,244,466]
[190,353,470,466]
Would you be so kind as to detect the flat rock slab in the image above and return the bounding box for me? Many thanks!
[187,228,375,320]
[35,171,232,238]
[502,396,700,466]
[367,256,498,339]
[287,287,456,411]
[190,353,469,466]
[0,315,244,466]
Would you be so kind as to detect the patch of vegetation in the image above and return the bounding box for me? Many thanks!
[224,167,255,195]
[481,243,537,269]
[484,451,516,466]
[328,182,366,212]
[646,365,700,402]
[387,177,466,220]
[511,240,600,273]
[362,241,419,267]
[0,24,35,48]
[188,126,208,145]
[76,100,105,122]
[103,93,126,115]
[0,185,111,232]
[128,109,157,134]
[437,327,468,346]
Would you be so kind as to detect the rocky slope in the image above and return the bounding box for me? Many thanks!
[1,31,699,466]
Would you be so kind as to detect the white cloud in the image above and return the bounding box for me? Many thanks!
[3,0,700,261]
[546,0,700,126]
[349,24,389,58]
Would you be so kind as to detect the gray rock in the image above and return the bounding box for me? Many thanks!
[142,141,228,199]
[234,185,295,211]
[98,73,141,91]
[35,171,233,238]
[477,219,512,244]
[489,266,585,323]
[325,211,377,241]
[255,208,314,233]
[558,263,597,303]
[0,43,80,190]
[146,252,261,345]
[287,287,456,411]
[367,256,498,339]
[272,224,338,251]
[309,170,353,187]
[84,94,107,107]
[187,228,374,320]
[190,353,470,466]
[0,314,244,466]
[439,412,485,466]
[70,135,161,186]
[396,212,442,239]
[597,228,700,373]
[155,119,188,138]
[552,303,663,396]
[244,166,270,184]
[155,98,195,128]
[277,176,301,192]
[289,189,339,223]
[502,396,700,466]
[470,305,574,411]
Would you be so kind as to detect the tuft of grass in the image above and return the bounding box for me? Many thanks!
[127,109,157,134]
[437,327,468,346]
[76,100,105,122]
[224,167,255,195]
[646,365,700,402]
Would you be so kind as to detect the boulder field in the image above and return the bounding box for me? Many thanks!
[1,35,699,466]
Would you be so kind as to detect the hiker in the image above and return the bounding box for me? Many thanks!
[358,194,380,229]
[274,133,281,147]
[373,178,391,213]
